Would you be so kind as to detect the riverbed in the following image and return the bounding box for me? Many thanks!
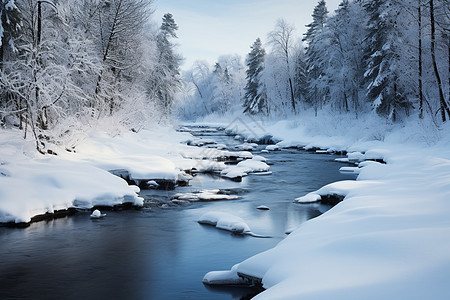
[0,127,355,300]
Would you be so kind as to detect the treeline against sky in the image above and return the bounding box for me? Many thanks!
[180,0,449,125]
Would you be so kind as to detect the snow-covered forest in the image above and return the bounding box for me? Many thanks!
[1,0,448,145]
[180,0,449,126]
[0,0,182,153]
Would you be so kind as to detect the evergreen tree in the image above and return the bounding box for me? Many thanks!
[0,0,19,69]
[243,38,267,114]
[293,47,307,105]
[0,0,19,116]
[149,13,182,116]
[303,0,329,114]
[326,0,367,114]
[363,0,412,121]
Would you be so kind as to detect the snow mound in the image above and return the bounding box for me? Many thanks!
[0,154,143,224]
[235,142,258,151]
[348,151,365,162]
[221,158,270,180]
[294,192,321,204]
[90,209,106,218]
[203,264,247,286]
[198,211,251,234]
[295,180,378,204]
[252,155,267,162]
[64,129,184,185]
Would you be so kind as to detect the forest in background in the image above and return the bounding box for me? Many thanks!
[0,0,449,154]
[179,0,449,127]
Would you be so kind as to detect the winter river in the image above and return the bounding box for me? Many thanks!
[0,126,355,300]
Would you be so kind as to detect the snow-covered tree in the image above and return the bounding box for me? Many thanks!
[292,44,307,107]
[81,0,152,115]
[428,0,450,121]
[0,0,162,151]
[147,12,182,116]
[0,0,19,69]
[326,0,367,115]
[363,0,413,121]
[303,0,329,114]
[243,38,267,115]
[267,19,296,112]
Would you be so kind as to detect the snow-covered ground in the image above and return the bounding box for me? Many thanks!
[201,115,450,299]
[0,129,144,223]
[0,120,269,224]
[0,123,243,224]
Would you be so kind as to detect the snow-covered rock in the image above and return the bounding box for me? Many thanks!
[187,138,216,147]
[198,212,251,234]
[236,159,270,173]
[220,158,271,180]
[172,190,240,202]
[147,180,159,187]
[265,145,280,151]
[235,142,258,151]
[347,151,365,162]
[90,209,106,218]
[252,155,267,162]
[203,264,247,286]
[294,192,321,204]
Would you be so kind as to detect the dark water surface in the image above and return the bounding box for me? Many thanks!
[0,129,355,300]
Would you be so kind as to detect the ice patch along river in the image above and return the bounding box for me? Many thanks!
[0,127,356,300]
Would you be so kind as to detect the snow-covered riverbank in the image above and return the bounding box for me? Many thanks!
[202,116,450,299]
[0,125,202,223]
[0,123,268,224]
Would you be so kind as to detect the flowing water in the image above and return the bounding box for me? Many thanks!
[0,127,356,300]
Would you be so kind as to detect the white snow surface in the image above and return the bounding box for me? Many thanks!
[0,130,143,223]
[173,190,239,202]
[200,116,450,299]
[0,124,224,223]
[203,264,246,286]
[221,158,270,179]
[293,192,321,203]
[90,209,106,218]
[198,211,251,234]
[265,145,280,151]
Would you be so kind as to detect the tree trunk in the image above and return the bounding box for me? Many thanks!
[418,1,424,118]
[430,0,449,122]
[288,78,296,112]
[0,11,4,71]
[37,1,42,46]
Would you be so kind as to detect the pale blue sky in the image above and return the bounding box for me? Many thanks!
[154,0,342,69]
